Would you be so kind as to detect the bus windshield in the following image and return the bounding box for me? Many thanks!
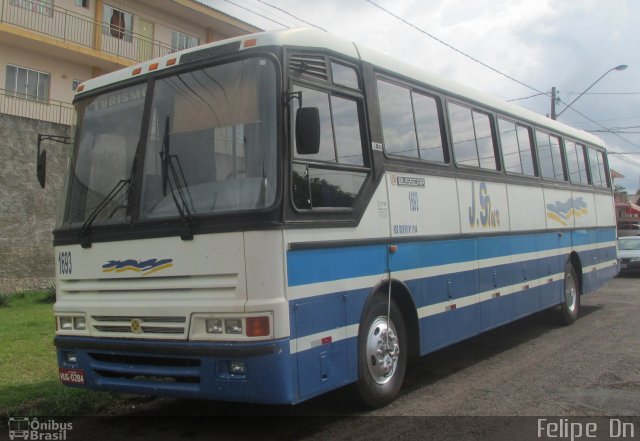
[59,57,278,230]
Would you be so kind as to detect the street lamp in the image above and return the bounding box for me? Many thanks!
[553,64,628,119]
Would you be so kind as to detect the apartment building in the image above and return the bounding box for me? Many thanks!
[0,0,260,292]
[0,0,261,124]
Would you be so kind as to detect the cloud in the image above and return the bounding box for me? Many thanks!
[202,0,640,191]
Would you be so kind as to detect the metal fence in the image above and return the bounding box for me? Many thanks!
[0,0,174,63]
[0,88,74,125]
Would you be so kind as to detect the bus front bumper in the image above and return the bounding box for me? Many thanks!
[54,336,297,405]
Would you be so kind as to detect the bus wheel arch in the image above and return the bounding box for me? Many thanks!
[561,252,582,325]
[355,280,418,408]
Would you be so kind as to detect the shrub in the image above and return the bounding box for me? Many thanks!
[0,292,11,308]
[44,284,56,304]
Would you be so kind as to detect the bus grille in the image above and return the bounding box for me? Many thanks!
[91,315,187,337]
[88,352,202,388]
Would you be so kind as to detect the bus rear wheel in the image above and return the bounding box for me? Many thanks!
[561,262,580,325]
[356,295,407,408]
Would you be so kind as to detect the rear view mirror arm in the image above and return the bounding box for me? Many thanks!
[36,134,71,189]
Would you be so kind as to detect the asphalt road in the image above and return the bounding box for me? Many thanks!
[67,275,640,440]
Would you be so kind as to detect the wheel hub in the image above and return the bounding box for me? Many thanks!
[366,317,400,384]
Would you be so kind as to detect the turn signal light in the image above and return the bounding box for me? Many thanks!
[246,316,270,337]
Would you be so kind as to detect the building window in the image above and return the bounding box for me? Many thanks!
[5,64,50,102]
[9,0,53,17]
[171,30,199,51]
[103,4,133,42]
[75,0,88,7]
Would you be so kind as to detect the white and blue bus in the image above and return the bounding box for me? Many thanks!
[46,28,617,408]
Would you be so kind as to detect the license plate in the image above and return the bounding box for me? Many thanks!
[59,368,86,385]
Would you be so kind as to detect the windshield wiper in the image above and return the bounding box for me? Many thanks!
[160,116,197,240]
[79,178,130,248]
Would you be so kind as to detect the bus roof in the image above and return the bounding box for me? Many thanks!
[78,28,605,148]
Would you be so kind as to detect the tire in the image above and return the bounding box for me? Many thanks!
[356,294,407,408]
[561,261,580,325]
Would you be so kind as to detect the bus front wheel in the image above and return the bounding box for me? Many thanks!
[561,262,580,325]
[356,294,407,408]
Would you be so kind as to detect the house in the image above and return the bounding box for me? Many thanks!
[0,0,261,124]
[0,0,261,292]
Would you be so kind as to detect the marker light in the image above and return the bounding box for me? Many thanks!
[243,38,257,48]
[76,84,85,92]
[148,62,159,71]
[246,316,270,337]
[132,67,142,75]
[166,58,177,66]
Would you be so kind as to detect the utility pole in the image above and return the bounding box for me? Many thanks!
[550,87,557,120]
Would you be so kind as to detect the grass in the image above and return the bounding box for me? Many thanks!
[0,291,133,419]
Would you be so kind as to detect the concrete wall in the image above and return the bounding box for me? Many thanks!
[0,114,70,293]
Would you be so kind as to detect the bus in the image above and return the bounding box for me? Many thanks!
[44,28,618,408]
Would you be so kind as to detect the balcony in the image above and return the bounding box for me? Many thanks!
[0,0,175,64]
[1,87,74,125]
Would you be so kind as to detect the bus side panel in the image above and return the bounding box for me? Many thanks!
[539,231,568,308]
[417,239,478,353]
[293,294,349,399]
[478,235,515,330]
[286,244,388,401]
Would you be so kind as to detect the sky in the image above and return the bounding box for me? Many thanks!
[202,0,640,193]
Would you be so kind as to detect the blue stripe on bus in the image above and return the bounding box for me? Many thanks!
[287,229,616,287]
[288,228,616,340]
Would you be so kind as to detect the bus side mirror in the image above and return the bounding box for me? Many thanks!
[295,107,320,155]
[37,148,47,189]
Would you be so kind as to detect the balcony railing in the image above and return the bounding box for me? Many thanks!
[0,88,75,125]
[0,0,175,63]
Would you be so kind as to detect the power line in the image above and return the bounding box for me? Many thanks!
[507,92,548,102]
[557,98,640,153]
[564,91,640,96]
[220,0,289,28]
[258,0,328,32]
[363,0,548,96]
[234,0,302,28]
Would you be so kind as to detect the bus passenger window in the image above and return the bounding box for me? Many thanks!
[498,118,535,176]
[377,80,419,158]
[588,147,609,187]
[413,92,445,163]
[536,131,565,181]
[566,141,589,184]
[448,102,497,170]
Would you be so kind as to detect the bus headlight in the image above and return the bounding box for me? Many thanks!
[206,319,223,334]
[73,317,86,330]
[225,319,243,334]
[190,313,272,340]
[59,317,73,330]
[57,314,88,333]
